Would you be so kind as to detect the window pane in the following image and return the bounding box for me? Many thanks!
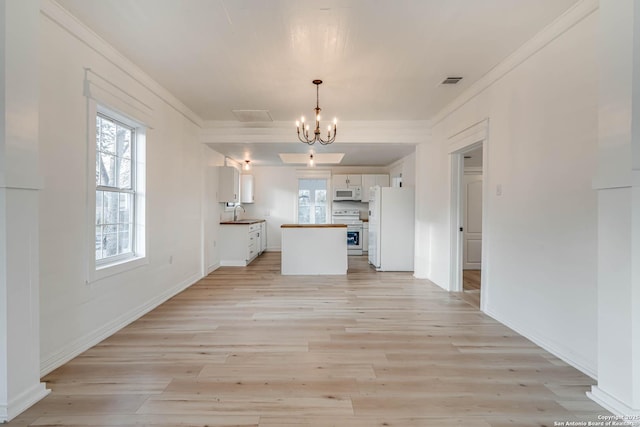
[102,225,117,257]
[298,190,310,206]
[116,125,132,159]
[118,223,132,254]
[315,206,326,224]
[118,192,133,224]
[104,191,119,225]
[316,189,327,204]
[98,117,116,155]
[96,226,103,260]
[118,158,131,189]
[298,206,311,224]
[95,152,101,185]
[99,152,116,186]
[96,191,104,225]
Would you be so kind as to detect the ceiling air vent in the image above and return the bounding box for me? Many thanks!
[441,76,463,85]
[232,110,273,122]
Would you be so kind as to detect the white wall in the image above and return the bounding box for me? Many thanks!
[37,7,221,374]
[416,9,599,376]
[242,167,299,251]
[389,151,416,188]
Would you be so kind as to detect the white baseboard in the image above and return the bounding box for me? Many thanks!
[220,260,247,267]
[40,272,202,377]
[484,306,597,379]
[0,382,50,422]
[588,387,640,425]
[207,262,220,274]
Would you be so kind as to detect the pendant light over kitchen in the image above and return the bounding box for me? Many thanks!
[296,80,337,145]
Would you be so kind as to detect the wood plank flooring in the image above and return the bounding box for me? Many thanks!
[10,253,606,426]
[462,269,482,308]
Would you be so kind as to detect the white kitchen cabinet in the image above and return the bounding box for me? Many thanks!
[218,166,240,203]
[332,174,362,189]
[219,221,264,266]
[361,174,390,201]
[240,174,254,203]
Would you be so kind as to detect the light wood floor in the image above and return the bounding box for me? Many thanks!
[11,253,606,426]
[462,269,482,308]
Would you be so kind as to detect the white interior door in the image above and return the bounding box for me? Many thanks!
[463,173,483,270]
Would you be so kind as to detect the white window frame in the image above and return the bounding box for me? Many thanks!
[295,169,332,224]
[87,102,147,283]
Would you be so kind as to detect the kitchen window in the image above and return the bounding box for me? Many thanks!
[298,179,328,224]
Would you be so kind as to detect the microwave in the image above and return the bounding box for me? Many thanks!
[333,187,362,201]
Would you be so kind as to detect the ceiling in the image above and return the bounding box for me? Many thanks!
[207,142,416,167]
[56,0,580,166]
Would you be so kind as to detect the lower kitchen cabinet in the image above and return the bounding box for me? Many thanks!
[219,221,265,266]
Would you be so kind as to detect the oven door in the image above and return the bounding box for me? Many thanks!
[346,226,362,250]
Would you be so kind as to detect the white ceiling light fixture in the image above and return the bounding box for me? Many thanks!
[308,153,315,168]
[243,159,251,171]
[296,79,337,145]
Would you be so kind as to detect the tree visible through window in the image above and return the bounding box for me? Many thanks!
[95,114,135,262]
[298,179,328,224]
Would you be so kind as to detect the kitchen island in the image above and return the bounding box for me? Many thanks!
[280,224,347,275]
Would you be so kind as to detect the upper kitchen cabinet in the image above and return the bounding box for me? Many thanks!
[240,174,254,204]
[333,174,362,189]
[218,166,240,203]
[362,174,390,201]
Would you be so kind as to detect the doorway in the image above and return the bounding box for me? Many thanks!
[461,146,483,307]
[450,139,486,310]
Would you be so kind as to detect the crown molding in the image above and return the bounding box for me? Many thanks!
[431,0,599,126]
[200,120,431,144]
[41,0,203,127]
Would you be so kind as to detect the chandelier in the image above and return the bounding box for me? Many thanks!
[296,79,337,145]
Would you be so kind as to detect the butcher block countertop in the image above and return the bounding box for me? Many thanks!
[220,219,266,225]
[281,224,347,228]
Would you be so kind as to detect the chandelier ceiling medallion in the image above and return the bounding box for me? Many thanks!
[296,79,337,145]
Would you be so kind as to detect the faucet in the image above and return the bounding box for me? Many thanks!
[233,204,245,221]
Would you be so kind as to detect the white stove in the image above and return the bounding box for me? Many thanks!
[332,208,363,256]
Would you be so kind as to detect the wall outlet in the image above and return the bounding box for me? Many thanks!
[496,184,503,196]
[169,255,173,264]
[213,240,216,247]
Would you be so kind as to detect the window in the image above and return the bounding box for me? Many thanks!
[95,113,137,265]
[298,179,328,224]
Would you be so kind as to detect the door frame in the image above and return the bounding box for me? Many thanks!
[448,119,489,311]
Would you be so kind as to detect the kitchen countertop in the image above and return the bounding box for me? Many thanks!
[220,219,266,225]
[281,224,347,228]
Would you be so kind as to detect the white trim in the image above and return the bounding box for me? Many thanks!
[448,120,489,305]
[0,383,50,422]
[40,272,202,376]
[432,0,598,126]
[220,260,249,267]
[201,120,431,144]
[485,306,597,380]
[207,262,220,275]
[87,102,148,284]
[295,168,332,179]
[41,0,202,127]
[587,387,640,425]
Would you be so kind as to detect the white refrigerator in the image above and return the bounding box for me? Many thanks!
[368,186,415,271]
